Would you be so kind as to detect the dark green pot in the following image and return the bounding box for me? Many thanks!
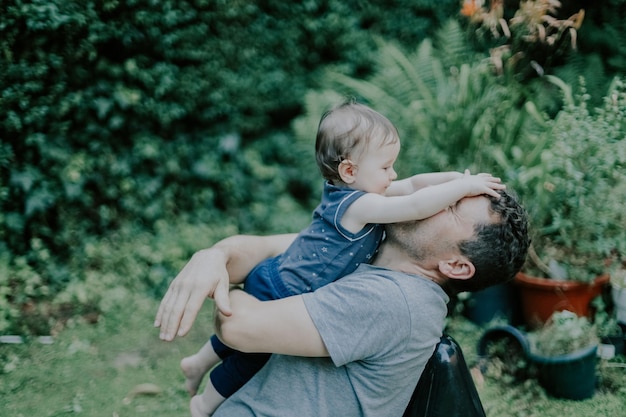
[530,345,598,400]
[463,282,522,326]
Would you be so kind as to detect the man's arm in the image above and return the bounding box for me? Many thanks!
[216,289,329,357]
[211,234,297,285]
[154,233,297,341]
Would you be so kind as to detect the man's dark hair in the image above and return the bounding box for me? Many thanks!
[447,190,530,294]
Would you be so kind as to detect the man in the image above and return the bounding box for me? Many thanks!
[155,191,529,416]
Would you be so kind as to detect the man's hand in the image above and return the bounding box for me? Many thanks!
[154,233,297,341]
[154,248,232,341]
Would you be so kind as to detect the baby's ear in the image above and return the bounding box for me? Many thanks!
[338,160,357,184]
[438,257,475,280]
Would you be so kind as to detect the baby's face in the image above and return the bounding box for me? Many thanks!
[349,139,400,194]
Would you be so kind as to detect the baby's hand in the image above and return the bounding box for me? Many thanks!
[461,170,505,198]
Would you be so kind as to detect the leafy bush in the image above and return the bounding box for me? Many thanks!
[0,0,459,334]
[292,16,626,284]
[1,0,622,335]
[293,20,546,178]
[501,78,626,282]
[577,0,626,75]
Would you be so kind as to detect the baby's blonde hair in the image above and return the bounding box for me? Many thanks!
[315,100,400,182]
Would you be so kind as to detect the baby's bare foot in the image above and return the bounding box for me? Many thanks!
[181,355,209,396]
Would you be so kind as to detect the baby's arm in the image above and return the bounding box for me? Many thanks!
[341,172,505,232]
[385,171,464,196]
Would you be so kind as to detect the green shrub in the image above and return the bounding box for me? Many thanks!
[1,0,622,335]
[0,0,454,255]
[293,20,545,178]
[501,78,626,281]
[1,0,461,333]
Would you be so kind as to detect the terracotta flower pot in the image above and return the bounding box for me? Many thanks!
[514,272,610,329]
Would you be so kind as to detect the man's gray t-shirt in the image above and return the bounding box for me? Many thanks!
[213,264,449,417]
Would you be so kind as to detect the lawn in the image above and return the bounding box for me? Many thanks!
[0,293,212,417]
[2,292,625,416]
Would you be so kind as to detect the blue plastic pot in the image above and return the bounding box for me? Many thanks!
[529,345,598,400]
[463,283,522,326]
[477,325,598,401]
[476,325,530,357]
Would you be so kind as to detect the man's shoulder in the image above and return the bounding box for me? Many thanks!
[339,264,450,303]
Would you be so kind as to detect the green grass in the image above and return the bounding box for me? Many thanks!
[2,293,625,416]
[0,293,212,417]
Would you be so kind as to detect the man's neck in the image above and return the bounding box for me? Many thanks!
[372,242,441,283]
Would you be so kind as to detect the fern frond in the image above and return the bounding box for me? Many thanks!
[434,19,476,69]
[374,37,436,104]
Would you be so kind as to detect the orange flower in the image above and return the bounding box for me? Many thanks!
[461,0,480,17]
[571,9,585,30]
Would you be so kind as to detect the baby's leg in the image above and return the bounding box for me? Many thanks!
[181,339,221,396]
[189,382,225,417]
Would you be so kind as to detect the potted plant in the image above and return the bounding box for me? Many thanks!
[610,259,626,328]
[504,79,626,328]
[592,295,625,359]
[528,310,599,400]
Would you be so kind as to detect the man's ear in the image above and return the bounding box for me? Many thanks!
[338,159,357,184]
[438,257,475,280]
